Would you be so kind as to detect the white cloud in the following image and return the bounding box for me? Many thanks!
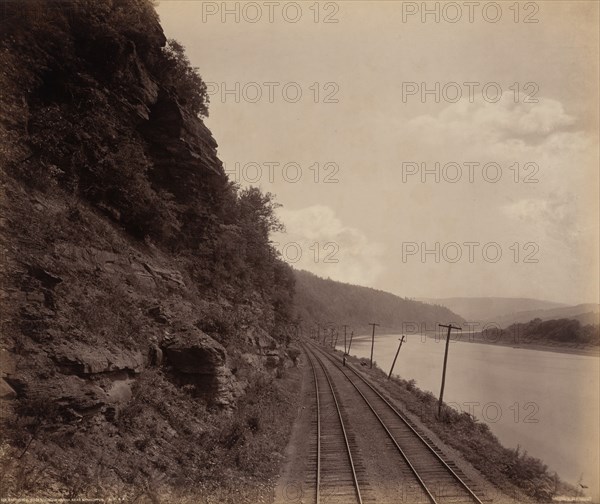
[273,205,385,286]
[386,93,598,303]
[502,193,582,243]
[410,94,575,141]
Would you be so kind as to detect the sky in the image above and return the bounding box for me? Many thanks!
[155,1,599,305]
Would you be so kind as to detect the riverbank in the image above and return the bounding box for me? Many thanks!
[451,334,599,357]
[352,332,600,358]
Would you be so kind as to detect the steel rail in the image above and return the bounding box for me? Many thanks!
[309,341,484,504]
[304,344,364,504]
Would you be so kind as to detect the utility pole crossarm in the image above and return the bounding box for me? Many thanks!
[439,323,462,331]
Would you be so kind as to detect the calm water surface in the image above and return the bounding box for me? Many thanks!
[336,334,600,500]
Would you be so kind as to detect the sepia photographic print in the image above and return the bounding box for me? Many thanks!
[0,1,598,503]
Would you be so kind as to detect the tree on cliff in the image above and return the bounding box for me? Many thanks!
[159,39,209,118]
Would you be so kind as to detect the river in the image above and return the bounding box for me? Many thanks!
[337,334,600,501]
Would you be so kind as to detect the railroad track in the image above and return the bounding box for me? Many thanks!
[303,345,368,504]
[307,342,488,504]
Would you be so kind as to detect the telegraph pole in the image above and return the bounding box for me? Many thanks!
[342,325,350,353]
[438,323,462,418]
[347,331,355,355]
[388,335,406,379]
[369,323,380,369]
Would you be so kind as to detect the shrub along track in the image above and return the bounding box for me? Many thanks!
[301,342,491,504]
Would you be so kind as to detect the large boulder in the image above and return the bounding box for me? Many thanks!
[161,328,240,407]
[243,326,279,354]
[162,327,225,375]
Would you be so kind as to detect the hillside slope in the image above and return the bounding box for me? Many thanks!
[0,1,298,500]
[473,317,600,352]
[294,269,464,335]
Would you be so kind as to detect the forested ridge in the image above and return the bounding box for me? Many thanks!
[479,317,600,348]
[293,269,463,334]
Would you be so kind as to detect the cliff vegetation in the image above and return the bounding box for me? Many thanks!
[0,1,299,501]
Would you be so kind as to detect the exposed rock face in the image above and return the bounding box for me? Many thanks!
[27,375,109,420]
[162,327,239,407]
[244,326,279,353]
[0,0,296,497]
[145,89,221,174]
[54,244,185,291]
[0,0,296,419]
[53,341,144,376]
[162,327,225,374]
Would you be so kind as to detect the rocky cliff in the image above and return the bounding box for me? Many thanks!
[0,1,298,500]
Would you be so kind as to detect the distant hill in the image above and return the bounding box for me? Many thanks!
[294,270,464,334]
[418,297,568,324]
[473,317,600,351]
[495,304,600,328]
